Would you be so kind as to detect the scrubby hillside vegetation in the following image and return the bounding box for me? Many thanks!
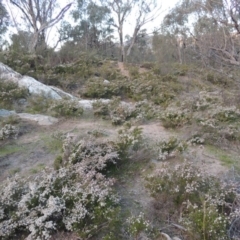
[1,0,240,239]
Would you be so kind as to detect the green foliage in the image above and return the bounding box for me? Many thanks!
[93,98,137,125]
[134,100,158,121]
[173,64,189,76]
[0,144,23,157]
[0,124,19,141]
[29,163,45,174]
[0,115,20,127]
[126,212,155,239]
[116,123,143,159]
[0,81,29,109]
[50,99,84,117]
[146,162,236,239]
[41,132,64,153]
[98,61,119,80]
[82,77,128,99]
[160,108,191,128]
[0,2,9,45]
[53,155,63,170]
[140,62,155,69]
[156,137,187,160]
[205,72,229,86]
[128,66,140,78]
[147,162,223,208]
[185,200,229,240]
[213,106,240,123]
[26,94,53,114]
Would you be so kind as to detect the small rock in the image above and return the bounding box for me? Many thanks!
[0,109,16,118]
[103,79,110,84]
[17,113,58,126]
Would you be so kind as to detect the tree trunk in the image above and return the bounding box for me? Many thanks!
[119,26,125,62]
[126,26,140,57]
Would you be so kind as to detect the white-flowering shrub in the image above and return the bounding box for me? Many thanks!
[160,108,190,128]
[93,98,137,125]
[0,81,29,108]
[146,162,237,240]
[156,137,187,161]
[0,124,19,140]
[193,91,220,111]
[116,123,143,159]
[212,106,240,123]
[0,160,119,239]
[110,104,136,125]
[68,139,119,169]
[50,99,84,117]
[197,106,240,145]
[126,212,155,239]
[183,196,229,240]
[188,135,205,145]
[134,100,158,122]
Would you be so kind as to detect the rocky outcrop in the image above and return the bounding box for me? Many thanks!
[0,62,131,111]
[17,113,58,126]
[0,109,16,118]
[0,62,72,100]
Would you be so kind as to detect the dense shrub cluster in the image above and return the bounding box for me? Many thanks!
[156,137,187,161]
[0,143,119,240]
[50,99,84,117]
[0,81,29,109]
[146,162,239,240]
[160,108,191,128]
[93,98,137,125]
[0,124,19,140]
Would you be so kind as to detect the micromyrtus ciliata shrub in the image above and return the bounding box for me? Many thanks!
[0,157,119,239]
[146,161,239,240]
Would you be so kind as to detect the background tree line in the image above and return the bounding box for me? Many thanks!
[0,0,240,70]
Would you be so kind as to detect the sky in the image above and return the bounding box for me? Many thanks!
[4,0,180,47]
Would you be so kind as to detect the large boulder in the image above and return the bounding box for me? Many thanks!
[19,76,61,99]
[0,62,74,100]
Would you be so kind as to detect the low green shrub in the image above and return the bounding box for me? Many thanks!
[173,64,189,76]
[50,99,84,117]
[213,106,240,123]
[0,115,20,127]
[26,94,53,114]
[160,108,191,128]
[128,66,139,78]
[93,98,137,125]
[98,61,119,80]
[116,123,143,159]
[156,137,187,160]
[0,81,29,109]
[140,62,155,69]
[53,155,63,170]
[146,162,237,240]
[188,134,205,145]
[184,199,229,240]
[0,124,19,140]
[126,212,156,239]
[0,152,119,239]
[82,77,128,99]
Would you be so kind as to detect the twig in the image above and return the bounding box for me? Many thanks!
[171,223,187,231]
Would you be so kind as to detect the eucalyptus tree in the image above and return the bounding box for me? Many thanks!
[162,0,240,67]
[9,0,72,53]
[59,0,114,56]
[0,1,9,47]
[102,0,161,62]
